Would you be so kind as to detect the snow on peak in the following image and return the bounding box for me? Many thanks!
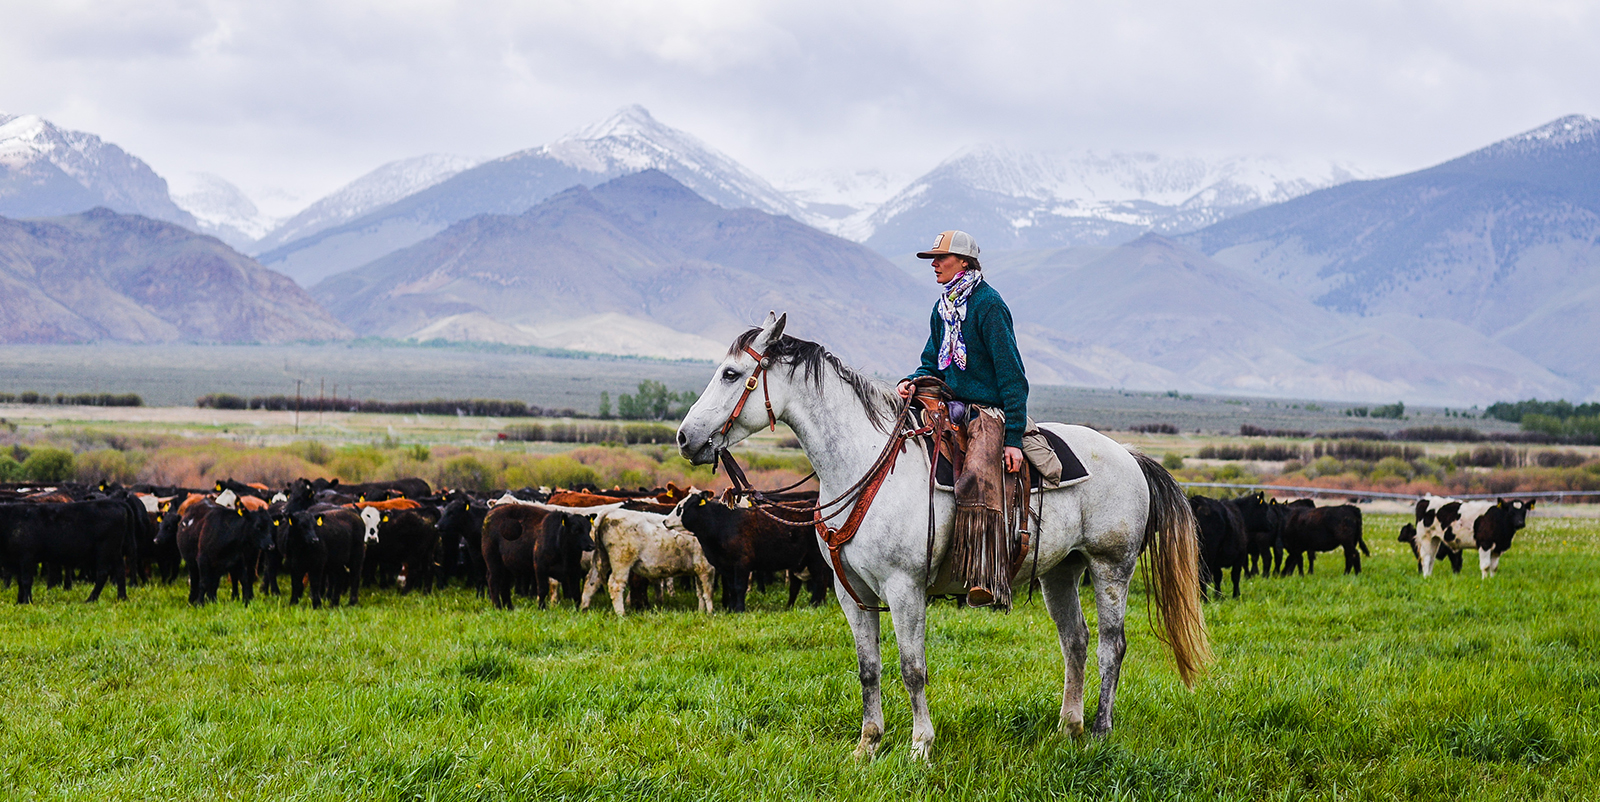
[541,105,802,218]
[1471,114,1600,160]
[253,153,480,252]
[170,172,278,241]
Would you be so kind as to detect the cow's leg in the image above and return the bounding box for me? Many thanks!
[17,560,36,604]
[580,555,605,611]
[1306,551,1316,575]
[606,563,632,616]
[85,559,109,602]
[841,598,884,761]
[786,571,803,608]
[1448,549,1463,574]
[1040,556,1089,737]
[1479,548,1492,579]
[188,558,204,604]
[1419,540,1436,577]
[1489,551,1501,578]
[696,565,715,613]
[1087,557,1132,736]
[730,567,750,613]
[1231,564,1241,598]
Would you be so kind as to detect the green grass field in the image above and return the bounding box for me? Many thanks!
[2,513,1597,801]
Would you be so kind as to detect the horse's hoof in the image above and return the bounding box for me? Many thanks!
[1062,720,1085,739]
[909,737,934,762]
[852,723,883,762]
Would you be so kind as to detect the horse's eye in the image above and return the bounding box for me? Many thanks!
[722,368,740,382]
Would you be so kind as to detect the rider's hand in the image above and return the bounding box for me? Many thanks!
[896,380,913,399]
[1004,446,1024,473]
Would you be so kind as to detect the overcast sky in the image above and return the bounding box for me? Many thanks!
[4,0,1598,213]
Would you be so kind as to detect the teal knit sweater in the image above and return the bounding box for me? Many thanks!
[904,281,1030,448]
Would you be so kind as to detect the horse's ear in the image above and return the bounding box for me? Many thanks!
[755,311,787,351]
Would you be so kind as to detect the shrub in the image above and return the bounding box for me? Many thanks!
[1455,446,1526,469]
[438,455,494,492]
[404,444,431,462]
[1240,424,1309,438]
[1536,451,1587,468]
[22,447,75,482]
[1130,423,1178,435]
[283,441,333,466]
[75,449,142,484]
[0,456,23,481]
[1394,426,1485,443]
[1161,453,1184,470]
[196,393,248,410]
[1312,440,1421,461]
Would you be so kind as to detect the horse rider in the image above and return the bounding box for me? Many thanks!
[895,230,1029,474]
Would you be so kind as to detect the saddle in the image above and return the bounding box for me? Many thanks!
[909,379,1043,609]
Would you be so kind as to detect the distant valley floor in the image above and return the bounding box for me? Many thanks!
[0,343,1527,437]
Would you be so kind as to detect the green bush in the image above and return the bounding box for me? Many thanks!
[438,456,494,492]
[283,441,333,465]
[22,447,75,482]
[1161,452,1184,470]
[0,456,23,482]
[74,449,142,484]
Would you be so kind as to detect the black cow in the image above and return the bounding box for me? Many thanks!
[666,491,830,612]
[280,508,366,607]
[364,507,441,593]
[437,497,489,592]
[1189,495,1249,599]
[482,505,594,610]
[214,478,271,500]
[1473,498,1535,578]
[311,477,432,500]
[1226,493,1300,577]
[1279,504,1368,575]
[0,498,140,603]
[165,502,274,605]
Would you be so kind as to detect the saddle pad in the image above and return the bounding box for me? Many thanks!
[934,426,1090,491]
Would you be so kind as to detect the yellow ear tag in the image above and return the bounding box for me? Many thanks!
[382,514,389,522]
[316,516,324,526]
[236,507,244,516]
[274,519,280,527]
[697,498,706,506]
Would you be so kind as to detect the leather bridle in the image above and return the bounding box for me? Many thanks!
[710,357,943,611]
[718,345,778,439]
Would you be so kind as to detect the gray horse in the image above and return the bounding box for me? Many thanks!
[677,313,1210,760]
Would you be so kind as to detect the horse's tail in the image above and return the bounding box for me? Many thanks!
[1133,451,1212,687]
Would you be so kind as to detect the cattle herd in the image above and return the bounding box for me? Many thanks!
[0,477,1539,608]
[0,477,835,611]
[1190,491,1536,600]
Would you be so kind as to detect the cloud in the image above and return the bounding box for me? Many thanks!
[2,0,1597,209]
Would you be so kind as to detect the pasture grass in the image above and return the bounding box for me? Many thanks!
[2,513,1598,800]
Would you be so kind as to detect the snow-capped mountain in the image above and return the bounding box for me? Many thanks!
[862,144,1364,257]
[257,106,808,286]
[169,172,279,251]
[542,105,803,218]
[253,153,479,254]
[0,113,197,228]
[773,167,912,239]
[1181,114,1600,398]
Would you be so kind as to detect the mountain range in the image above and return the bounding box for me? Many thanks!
[1,106,1596,404]
[0,208,349,344]
[311,169,926,372]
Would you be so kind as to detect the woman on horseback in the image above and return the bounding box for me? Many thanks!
[895,230,1029,474]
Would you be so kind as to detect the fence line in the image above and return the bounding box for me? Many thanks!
[1178,482,1600,503]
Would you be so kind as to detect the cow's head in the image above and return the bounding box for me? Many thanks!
[360,506,381,544]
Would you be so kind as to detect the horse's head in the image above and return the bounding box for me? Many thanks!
[677,312,790,464]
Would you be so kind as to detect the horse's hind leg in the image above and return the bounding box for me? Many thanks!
[1039,555,1090,737]
[1087,557,1133,736]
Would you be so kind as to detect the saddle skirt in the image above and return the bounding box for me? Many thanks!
[932,425,1090,492]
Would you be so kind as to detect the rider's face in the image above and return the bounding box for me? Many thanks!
[931,254,966,284]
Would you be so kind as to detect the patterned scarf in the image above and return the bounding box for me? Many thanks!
[936,270,983,371]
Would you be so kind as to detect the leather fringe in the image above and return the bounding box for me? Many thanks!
[951,505,1013,609]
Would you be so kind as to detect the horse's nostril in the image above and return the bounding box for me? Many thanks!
[676,430,688,447]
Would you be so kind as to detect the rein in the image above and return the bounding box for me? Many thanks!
[713,350,937,611]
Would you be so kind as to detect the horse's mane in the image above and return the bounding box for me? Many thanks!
[730,328,896,432]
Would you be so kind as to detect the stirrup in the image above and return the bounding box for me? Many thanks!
[966,587,995,607]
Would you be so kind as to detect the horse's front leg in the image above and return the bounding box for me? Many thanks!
[886,575,934,760]
[839,592,884,761]
[1088,558,1133,736]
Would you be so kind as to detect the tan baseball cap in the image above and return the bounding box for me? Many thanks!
[916,230,981,260]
